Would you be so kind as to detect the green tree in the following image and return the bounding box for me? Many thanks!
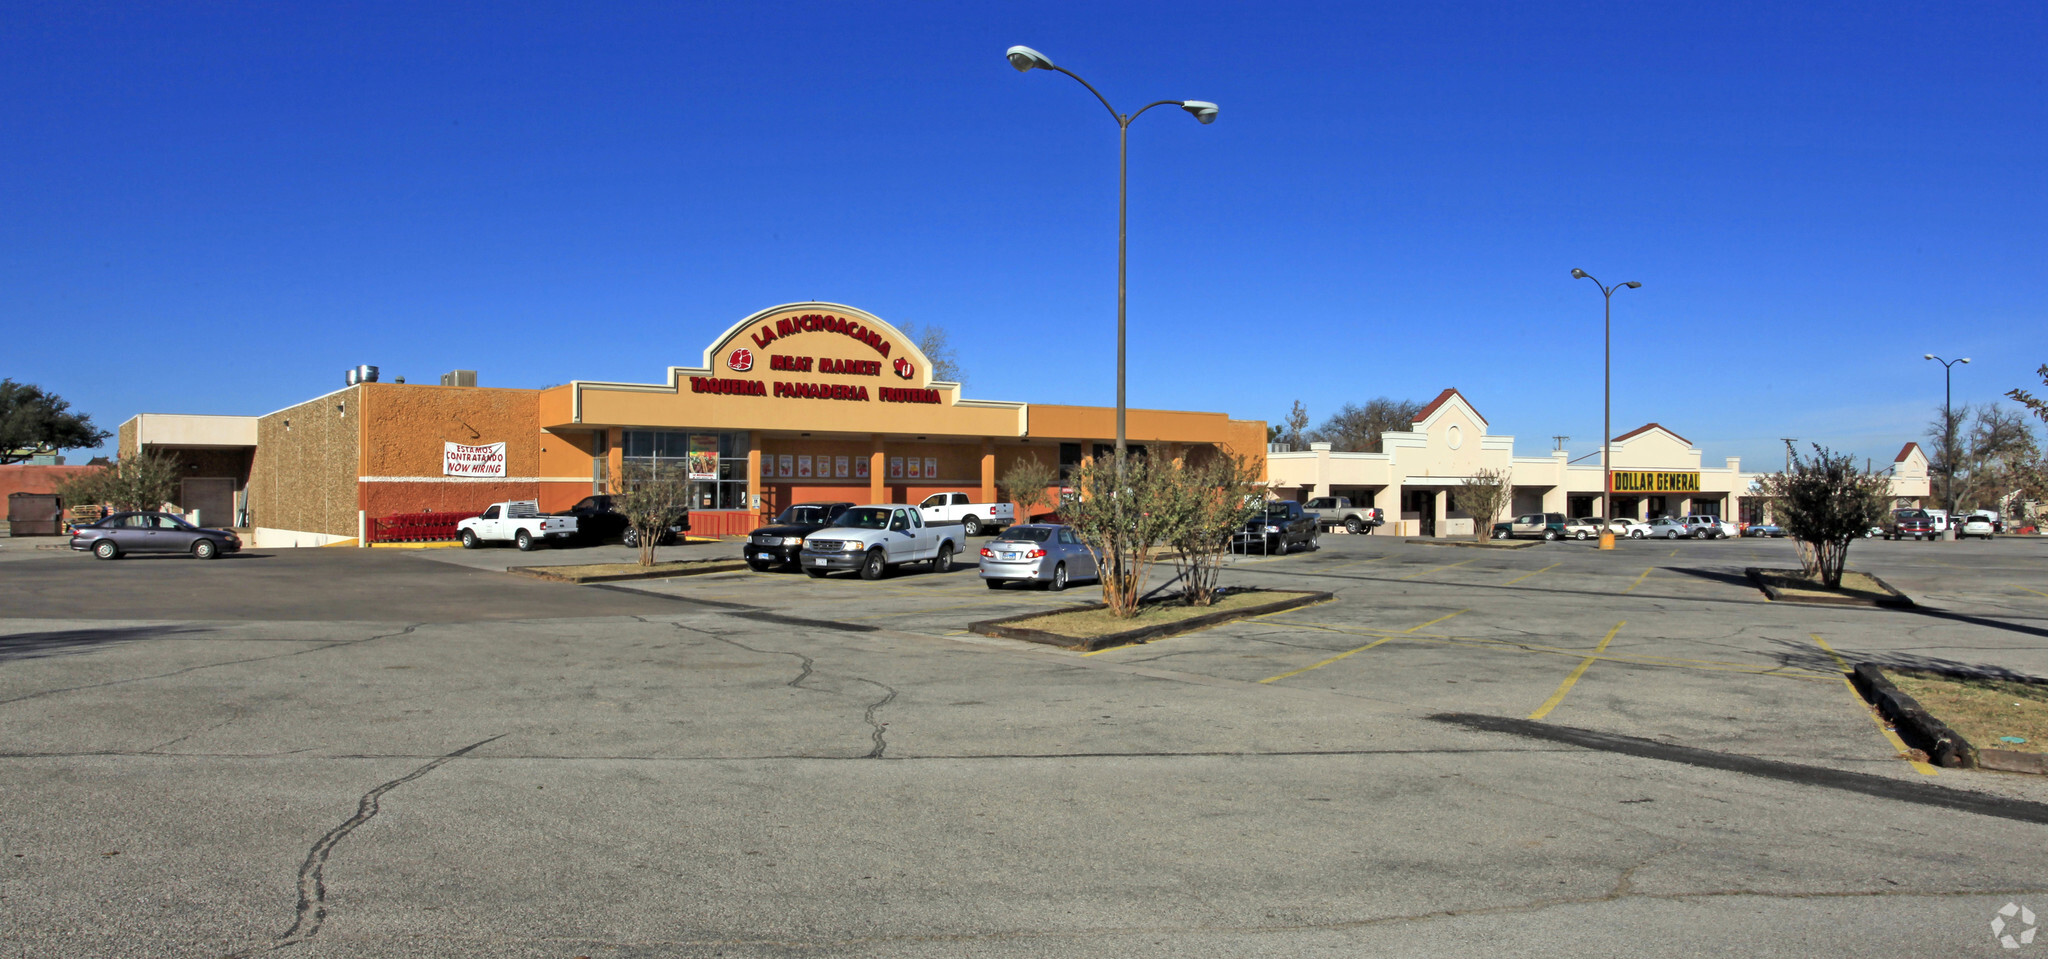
[55,450,182,513]
[997,453,1059,525]
[1457,467,1513,541]
[610,460,692,566]
[0,380,111,464]
[1160,452,1264,606]
[1059,453,1178,618]
[1311,397,1423,453]
[1757,444,1893,589]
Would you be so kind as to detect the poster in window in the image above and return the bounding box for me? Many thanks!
[777,454,793,478]
[907,457,922,479]
[855,457,870,479]
[834,455,850,478]
[888,457,903,479]
[797,455,813,478]
[923,457,938,479]
[688,434,720,481]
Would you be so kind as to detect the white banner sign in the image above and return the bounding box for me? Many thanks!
[443,441,507,477]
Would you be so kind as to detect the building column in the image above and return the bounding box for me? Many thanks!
[979,438,996,503]
[606,428,624,492]
[746,433,763,523]
[869,436,886,503]
[1433,489,1449,538]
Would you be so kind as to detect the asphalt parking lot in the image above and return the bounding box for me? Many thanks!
[4,530,2047,957]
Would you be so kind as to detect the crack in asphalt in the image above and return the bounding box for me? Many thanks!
[0,624,423,708]
[225,733,506,958]
[860,680,898,759]
[145,703,246,753]
[673,622,897,758]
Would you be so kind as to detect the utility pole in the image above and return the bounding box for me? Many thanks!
[1779,438,1796,472]
[1552,435,1570,451]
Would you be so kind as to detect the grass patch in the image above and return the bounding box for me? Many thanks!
[998,590,1280,639]
[1889,670,2048,755]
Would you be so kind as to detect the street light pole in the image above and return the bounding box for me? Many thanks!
[1924,353,1971,535]
[1006,45,1217,461]
[1572,270,1640,550]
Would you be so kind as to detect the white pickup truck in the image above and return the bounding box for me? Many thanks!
[457,500,579,551]
[798,504,961,580]
[917,492,1014,537]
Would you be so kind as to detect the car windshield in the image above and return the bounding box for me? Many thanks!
[998,527,1053,543]
[776,505,837,525]
[1265,506,1292,517]
[834,508,891,530]
[1895,509,1928,520]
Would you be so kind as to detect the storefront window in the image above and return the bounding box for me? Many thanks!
[621,430,750,510]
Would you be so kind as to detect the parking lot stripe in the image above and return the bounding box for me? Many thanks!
[1527,621,1623,720]
[1621,567,1654,594]
[2011,584,2048,599]
[1502,563,1559,586]
[1811,634,1940,776]
[1397,557,1479,581]
[1258,636,1399,684]
[1405,608,1470,632]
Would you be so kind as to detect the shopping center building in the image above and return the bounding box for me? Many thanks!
[117,303,1268,545]
[1265,388,1933,537]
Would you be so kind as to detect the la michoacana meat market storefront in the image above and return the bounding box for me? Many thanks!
[157,303,1267,546]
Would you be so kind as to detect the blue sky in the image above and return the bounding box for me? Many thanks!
[5,1,2043,470]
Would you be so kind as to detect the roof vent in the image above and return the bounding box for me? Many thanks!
[441,369,478,387]
[344,364,379,386]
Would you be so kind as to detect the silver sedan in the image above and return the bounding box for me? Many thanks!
[978,524,1097,591]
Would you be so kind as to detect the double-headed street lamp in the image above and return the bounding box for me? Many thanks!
[1925,353,1970,532]
[1571,269,1641,550]
[1006,45,1217,461]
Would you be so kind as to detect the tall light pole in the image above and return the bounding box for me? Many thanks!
[1006,45,1217,461]
[1925,353,1970,534]
[1572,269,1640,550]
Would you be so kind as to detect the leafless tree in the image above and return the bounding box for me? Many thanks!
[898,321,964,385]
[1312,397,1423,452]
[998,454,1059,524]
[1457,468,1513,541]
[611,460,691,566]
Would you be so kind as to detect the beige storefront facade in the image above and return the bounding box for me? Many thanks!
[1266,388,1932,537]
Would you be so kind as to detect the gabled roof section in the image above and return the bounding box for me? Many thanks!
[1412,388,1487,427]
[1895,442,1924,463]
[1611,422,1691,446]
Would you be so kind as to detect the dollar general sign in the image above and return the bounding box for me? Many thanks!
[1610,470,1702,493]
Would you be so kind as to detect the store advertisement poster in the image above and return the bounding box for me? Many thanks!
[778,454,793,478]
[855,458,870,479]
[797,455,813,478]
[906,457,921,479]
[688,434,719,480]
[888,457,903,479]
[443,441,506,477]
[835,455,850,478]
[923,457,938,479]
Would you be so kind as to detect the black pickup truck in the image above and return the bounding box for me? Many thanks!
[1231,500,1321,555]
[556,494,689,547]
[744,501,856,570]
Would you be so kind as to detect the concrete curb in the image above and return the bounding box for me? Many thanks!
[508,561,751,584]
[1745,567,1914,607]
[1848,663,2047,775]
[968,589,1335,652]
[1403,538,1541,549]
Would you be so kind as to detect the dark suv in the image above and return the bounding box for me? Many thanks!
[1232,501,1321,555]
[1883,508,1937,541]
[556,494,689,547]
[744,501,855,570]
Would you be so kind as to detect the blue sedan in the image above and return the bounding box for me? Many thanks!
[1744,522,1786,537]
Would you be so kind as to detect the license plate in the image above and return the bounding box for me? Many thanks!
[1001,552,1018,560]
[812,558,827,566]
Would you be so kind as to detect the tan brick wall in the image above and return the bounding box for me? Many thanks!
[359,383,543,478]
[117,419,137,459]
[250,388,361,537]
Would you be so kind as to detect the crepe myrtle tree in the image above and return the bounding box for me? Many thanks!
[1160,452,1264,607]
[1757,444,1893,589]
[1458,467,1514,541]
[997,454,1059,525]
[1058,452,1178,618]
[610,460,692,566]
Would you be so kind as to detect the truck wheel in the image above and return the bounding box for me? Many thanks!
[1272,537,1289,556]
[621,527,640,549]
[1492,528,1508,539]
[1544,530,1559,541]
[1048,562,1068,591]
[460,529,479,549]
[932,542,954,573]
[961,515,981,537]
[1574,530,1589,540]
[516,529,535,551]
[1345,517,1362,535]
[859,549,887,580]
[93,539,120,560]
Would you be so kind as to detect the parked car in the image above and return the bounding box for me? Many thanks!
[1492,512,1567,540]
[799,504,960,580]
[1233,500,1320,554]
[978,523,1098,591]
[554,494,688,547]
[1566,517,1602,540]
[743,501,854,571]
[1645,517,1690,539]
[1883,508,1937,541]
[1605,517,1651,539]
[1743,522,1786,537]
[1303,496,1384,535]
[917,492,1015,537]
[1923,508,1951,533]
[458,500,579,551]
[1960,514,1997,540]
[69,511,242,560]
[1682,515,1733,539]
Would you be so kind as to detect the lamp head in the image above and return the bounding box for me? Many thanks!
[1923,353,1935,360]
[1571,268,1589,279]
[1180,100,1219,124]
[1006,45,1054,73]
[1962,357,1972,364]
[1624,281,1642,289]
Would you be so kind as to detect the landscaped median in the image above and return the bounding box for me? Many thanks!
[1851,663,2048,775]
[1746,567,1914,607]
[969,588,1333,652]
[507,558,750,584]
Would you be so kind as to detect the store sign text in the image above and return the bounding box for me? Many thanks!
[689,376,767,396]
[769,354,882,376]
[1610,470,1701,493]
[443,441,507,477]
[747,313,893,358]
[879,387,941,404]
[775,381,869,401]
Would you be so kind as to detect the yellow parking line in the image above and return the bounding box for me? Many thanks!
[1812,634,1939,776]
[2012,584,2048,599]
[1259,636,1399,683]
[1404,608,1470,632]
[1528,621,1623,720]
[1621,567,1653,594]
[1397,557,1478,581]
[1502,563,1558,586]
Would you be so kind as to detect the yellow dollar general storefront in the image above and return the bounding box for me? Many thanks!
[123,303,1268,545]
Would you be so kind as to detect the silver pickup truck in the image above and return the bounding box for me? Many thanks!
[798,504,961,580]
[1303,496,1384,534]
